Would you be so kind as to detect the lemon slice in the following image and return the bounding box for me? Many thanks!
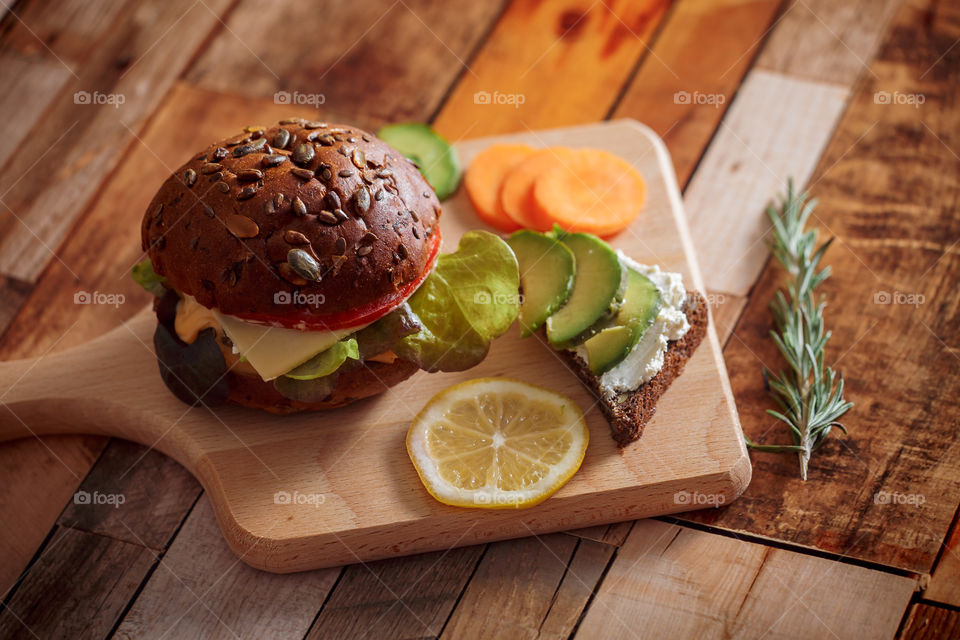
[406,378,588,509]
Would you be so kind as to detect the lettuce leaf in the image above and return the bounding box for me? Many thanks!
[284,337,359,380]
[354,302,421,359]
[394,230,519,372]
[132,258,168,297]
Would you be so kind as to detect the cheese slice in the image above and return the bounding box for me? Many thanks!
[212,310,368,382]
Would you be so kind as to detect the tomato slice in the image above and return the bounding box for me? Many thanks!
[233,229,441,331]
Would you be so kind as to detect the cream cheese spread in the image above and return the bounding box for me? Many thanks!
[575,252,689,395]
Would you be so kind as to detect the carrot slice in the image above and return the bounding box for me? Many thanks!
[499,148,576,230]
[464,143,534,232]
[530,149,645,237]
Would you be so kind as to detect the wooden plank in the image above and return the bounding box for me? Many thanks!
[0,439,195,632]
[0,526,156,640]
[432,0,671,139]
[925,513,960,606]
[708,291,748,345]
[536,538,617,640]
[576,520,915,640]
[2,0,129,64]
[0,53,73,171]
[440,535,578,639]
[755,0,901,84]
[0,274,31,338]
[678,0,903,298]
[681,69,848,296]
[0,434,105,597]
[57,439,201,550]
[898,603,960,640]
[306,545,484,639]
[113,494,339,639]
[686,0,960,573]
[0,0,232,284]
[612,0,784,187]
[565,522,633,547]
[186,0,508,127]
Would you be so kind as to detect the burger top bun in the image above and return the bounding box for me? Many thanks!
[141,120,442,324]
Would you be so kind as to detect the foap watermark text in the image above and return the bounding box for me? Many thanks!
[674,90,725,108]
[674,490,726,507]
[275,291,326,307]
[74,291,125,308]
[274,490,326,509]
[874,290,924,307]
[274,90,326,107]
[74,91,125,108]
[474,90,526,108]
[74,490,126,508]
[875,491,925,507]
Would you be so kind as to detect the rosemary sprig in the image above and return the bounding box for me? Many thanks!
[743,179,853,480]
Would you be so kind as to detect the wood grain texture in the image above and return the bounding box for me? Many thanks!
[1,440,198,637]
[0,526,156,640]
[0,52,73,172]
[432,0,670,139]
[0,433,105,597]
[535,538,617,640]
[1,0,128,64]
[612,0,784,186]
[306,545,484,639]
[565,521,633,547]
[925,513,960,606]
[0,274,31,338]
[686,0,960,573]
[113,495,339,640]
[679,0,902,298]
[0,120,748,573]
[898,603,960,640]
[681,69,848,296]
[708,292,748,344]
[755,0,901,84]
[576,519,915,640]
[57,439,201,550]
[0,0,232,283]
[440,534,577,639]
[186,0,508,126]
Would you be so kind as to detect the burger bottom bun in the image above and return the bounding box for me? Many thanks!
[226,359,420,414]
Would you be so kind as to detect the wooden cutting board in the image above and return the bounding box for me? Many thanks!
[0,119,749,573]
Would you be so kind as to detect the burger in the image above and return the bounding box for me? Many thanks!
[134,119,518,414]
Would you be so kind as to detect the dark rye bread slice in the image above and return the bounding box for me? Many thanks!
[559,291,708,447]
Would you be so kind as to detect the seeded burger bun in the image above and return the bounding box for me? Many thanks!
[141,119,442,413]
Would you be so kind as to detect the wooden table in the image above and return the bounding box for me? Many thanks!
[0,0,956,637]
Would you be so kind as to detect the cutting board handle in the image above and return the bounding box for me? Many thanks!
[0,308,171,443]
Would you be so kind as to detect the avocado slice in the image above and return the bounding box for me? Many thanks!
[546,232,624,347]
[377,123,461,200]
[583,267,661,374]
[508,230,575,337]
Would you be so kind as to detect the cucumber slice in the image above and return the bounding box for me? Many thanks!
[545,232,624,347]
[377,123,461,200]
[508,230,575,337]
[583,267,661,374]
